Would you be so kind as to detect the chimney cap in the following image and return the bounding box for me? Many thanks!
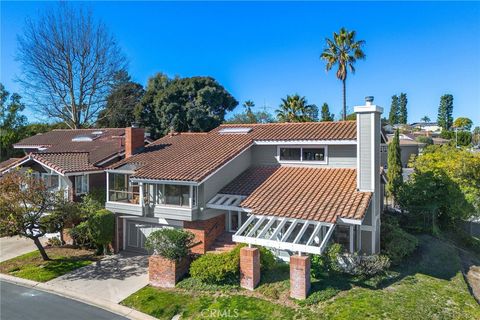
[365,96,374,104]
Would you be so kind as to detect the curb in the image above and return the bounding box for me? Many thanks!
[0,274,157,320]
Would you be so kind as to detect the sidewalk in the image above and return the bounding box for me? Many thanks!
[0,271,156,320]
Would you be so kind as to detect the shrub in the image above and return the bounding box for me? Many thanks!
[381,216,418,264]
[46,237,62,247]
[145,228,194,261]
[311,243,343,278]
[415,136,433,145]
[190,251,240,284]
[337,254,391,276]
[69,221,93,248]
[88,209,114,255]
[190,245,277,285]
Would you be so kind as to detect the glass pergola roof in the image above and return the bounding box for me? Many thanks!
[233,215,335,255]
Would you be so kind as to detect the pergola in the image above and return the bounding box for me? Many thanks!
[232,214,335,255]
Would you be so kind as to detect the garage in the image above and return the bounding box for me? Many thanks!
[125,220,165,253]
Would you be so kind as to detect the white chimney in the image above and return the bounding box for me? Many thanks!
[354,96,383,254]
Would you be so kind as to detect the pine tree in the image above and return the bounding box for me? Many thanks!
[386,129,403,206]
[320,103,334,121]
[388,95,399,125]
[437,94,454,130]
[398,93,408,124]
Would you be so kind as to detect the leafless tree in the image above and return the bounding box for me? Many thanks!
[17,3,127,128]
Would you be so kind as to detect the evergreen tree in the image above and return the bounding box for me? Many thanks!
[320,103,334,121]
[387,129,403,206]
[437,94,454,130]
[398,93,408,124]
[388,95,399,125]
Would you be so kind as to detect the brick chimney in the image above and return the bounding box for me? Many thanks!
[125,123,145,158]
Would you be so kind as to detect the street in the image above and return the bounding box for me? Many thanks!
[0,281,127,320]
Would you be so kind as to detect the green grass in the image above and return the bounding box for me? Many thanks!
[122,286,308,320]
[0,247,97,282]
[123,235,480,319]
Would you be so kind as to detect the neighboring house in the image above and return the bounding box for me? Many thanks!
[1,128,148,202]
[411,122,442,133]
[106,97,386,256]
[382,133,425,168]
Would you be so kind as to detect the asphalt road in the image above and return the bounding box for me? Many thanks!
[0,281,127,320]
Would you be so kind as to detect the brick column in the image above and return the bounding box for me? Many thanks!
[113,217,123,253]
[240,247,260,290]
[149,255,190,288]
[290,255,311,300]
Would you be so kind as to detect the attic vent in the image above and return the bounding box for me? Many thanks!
[92,131,103,135]
[219,127,252,135]
[72,135,93,142]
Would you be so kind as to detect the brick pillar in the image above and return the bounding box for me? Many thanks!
[290,255,311,300]
[240,247,260,290]
[113,217,124,253]
[149,255,190,288]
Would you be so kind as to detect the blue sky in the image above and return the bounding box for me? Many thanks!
[1,1,479,125]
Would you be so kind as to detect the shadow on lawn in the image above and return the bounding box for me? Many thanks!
[55,251,148,281]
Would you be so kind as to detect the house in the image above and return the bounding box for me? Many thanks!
[1,128,148,202]
[382,133,425,168]
[411,122,442,133]
[106,97,386,257]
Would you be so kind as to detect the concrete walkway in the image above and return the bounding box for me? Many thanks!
[46,251,149,303]
[0,236,46,262]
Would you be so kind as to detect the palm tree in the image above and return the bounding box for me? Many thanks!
[320,28,366,120]
[421,115,431,123]
[276,94,317,122]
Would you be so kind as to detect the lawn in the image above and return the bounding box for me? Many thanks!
[122,235,480,319]
[0,246,98,282]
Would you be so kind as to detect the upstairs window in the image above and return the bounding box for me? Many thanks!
[278,146,327,163]
[164,185,190,207]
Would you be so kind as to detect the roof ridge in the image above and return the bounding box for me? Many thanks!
[218,120,355,127]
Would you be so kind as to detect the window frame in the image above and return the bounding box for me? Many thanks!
[74,174,89,195]
[276,145,328,164]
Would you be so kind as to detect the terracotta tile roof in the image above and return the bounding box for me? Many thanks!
[213,121,356,141]
[114,121,357,181]
[32,153,100,174]
[0,158,23,172]
[222,166,371,223]
[12,128,126,173]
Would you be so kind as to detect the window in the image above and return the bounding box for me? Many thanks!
[164,185,190,207]
[279,148,301,161]
[302,148,325,161]
[43,174,59,189]
[192,186,198,207]
[278,146,327,163]
[380,145,388,153]
[108,173,139,204]
[75,175,88,195]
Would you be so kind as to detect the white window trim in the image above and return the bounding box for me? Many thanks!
[276,145,328,165]
[74,174,89,195]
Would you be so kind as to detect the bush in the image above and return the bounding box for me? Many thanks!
[415,136,433,145]
[145,228,194,261]
[311,243,343,278]
[69,221,93,248]
[190,250,240,284]
[46,237,62,247]
[337,254,391,276]
[190,245,276,285]
[381,216,419,264]
[88,209,114,255]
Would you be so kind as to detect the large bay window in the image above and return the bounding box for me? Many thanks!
[108,173,139,204]
[278,146,327,163]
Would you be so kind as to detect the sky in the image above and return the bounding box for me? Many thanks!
[1,1,480,125]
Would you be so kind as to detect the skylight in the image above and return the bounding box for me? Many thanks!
[92,131,103,135]
[219,127,252,135]
[72,135,93,142]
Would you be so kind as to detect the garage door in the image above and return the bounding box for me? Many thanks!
[126,220,164,253]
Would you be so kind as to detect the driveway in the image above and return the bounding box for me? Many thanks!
[0,236,44,262]
[46,251,148,303]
